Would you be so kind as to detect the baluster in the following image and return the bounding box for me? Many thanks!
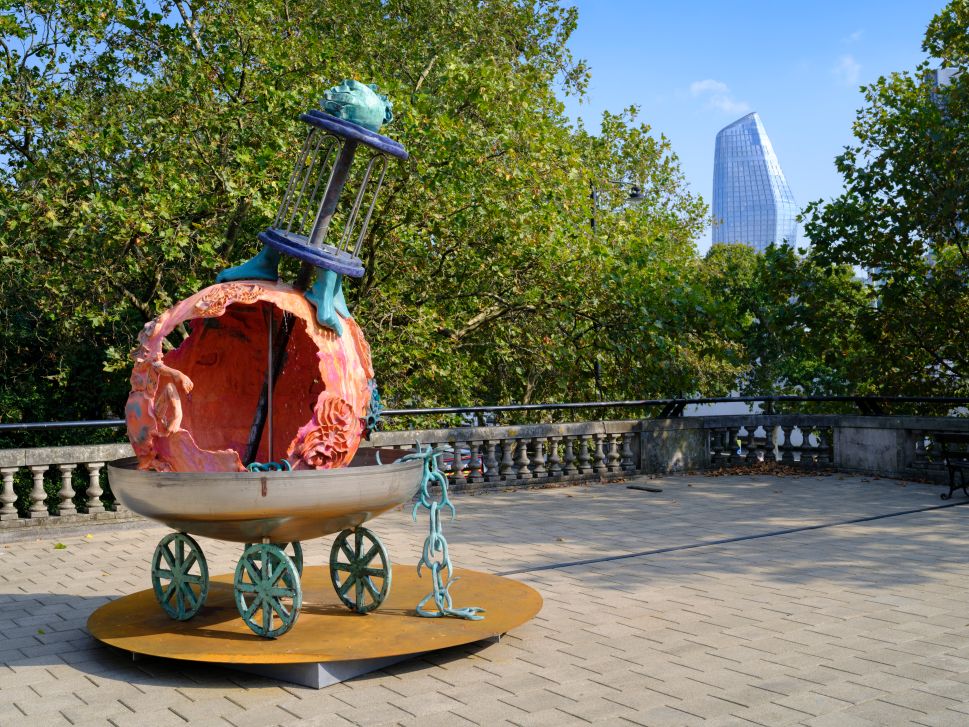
[578,436,593,475]
[805,429,820,466]
[823,427,835,463]
[0,467,18,521]
[28,465,50,518]
[547,437,563,480]
[715,429,730,465]
[85,462,105,514]
[449,440,467,488]
[593,435,608,476]
[780,426,795,464]
[607,434,622,473]
[531,438,547,479]
[467,440,483,483]
[793,426,808,464]
[729,428,745,466]
[483,440,500,483]
[499,439,515,480]
[621,433,636,472]
[745,427,758,464]
[57,464,77,516]
[720,428,731,463]
[816,430,827,464]
[763,426,777,463]
[708,429,723,466]
[564,437,578,477]
[515,439,532,480]
[113,482,128,512]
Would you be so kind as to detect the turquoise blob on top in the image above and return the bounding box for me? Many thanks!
[321,80,393,132]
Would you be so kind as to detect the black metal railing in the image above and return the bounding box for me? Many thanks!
[2,395,967,435]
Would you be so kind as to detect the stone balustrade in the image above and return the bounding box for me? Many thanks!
[362,420,640,491]
[0,443,134,533]
[2,414,968,535]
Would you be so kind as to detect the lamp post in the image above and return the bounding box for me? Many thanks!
[588,179,645,401]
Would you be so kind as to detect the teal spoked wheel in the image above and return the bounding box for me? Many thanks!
[234,543,302,638]
[151,532,209,621]
[329,527,391,613]
[245,541,303,585]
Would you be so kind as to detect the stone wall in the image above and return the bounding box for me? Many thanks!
[2,414,967,536]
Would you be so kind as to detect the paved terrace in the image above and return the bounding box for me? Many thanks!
[3,471,969,726]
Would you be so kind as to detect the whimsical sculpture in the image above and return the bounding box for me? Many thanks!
[108,81,483,639]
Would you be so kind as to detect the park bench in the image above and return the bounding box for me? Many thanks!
[934,432,969,500]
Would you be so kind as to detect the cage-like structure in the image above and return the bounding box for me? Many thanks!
[258,111,408,279]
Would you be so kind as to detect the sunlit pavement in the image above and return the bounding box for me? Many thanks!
[3,471,969,726]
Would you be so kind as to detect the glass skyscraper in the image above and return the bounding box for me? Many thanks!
[712,112,797,251]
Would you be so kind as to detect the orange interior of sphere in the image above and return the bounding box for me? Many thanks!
[164,301,323,463]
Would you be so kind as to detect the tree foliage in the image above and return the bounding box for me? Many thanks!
[699,244,871,399]
[0,0,716,424]
[803,0,969,396]
[4,0,967,432]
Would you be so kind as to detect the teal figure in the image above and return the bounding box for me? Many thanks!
[217,245,281,283]
[305,268,350,336]
[321,80,394,132]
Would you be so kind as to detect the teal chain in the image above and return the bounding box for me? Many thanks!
[402,445,485,620]
[247,460,292,472]
[364,379,383,439]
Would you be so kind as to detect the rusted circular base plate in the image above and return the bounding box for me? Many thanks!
[87,566,541,664]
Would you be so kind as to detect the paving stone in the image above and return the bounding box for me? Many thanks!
[59,700,139,725]
[912,709,969,727]
[167,696,245,723]
[801,711,878,727]
[0,701,28,725]
[14,691,87,716]
[396,710,478,726]
[386,690,465,717]
[770,691,852,717]
[106,706,191,727]
[554,695,637,722]
[842,698,929,724]
[223,703,304,727]
[616,704,696,726]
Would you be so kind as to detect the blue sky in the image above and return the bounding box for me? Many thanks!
[560,1,949,252]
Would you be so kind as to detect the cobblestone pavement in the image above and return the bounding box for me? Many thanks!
[3,471,969,726]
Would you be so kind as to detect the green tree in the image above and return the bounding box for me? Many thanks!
[803,0,969,395]
[697,244,871,400]
[0,0,714,426]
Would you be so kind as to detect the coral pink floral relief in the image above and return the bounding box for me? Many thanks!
[125,281,374,472]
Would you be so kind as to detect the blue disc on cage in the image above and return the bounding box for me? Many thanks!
[258,228,366,278]
[300,111,408,160]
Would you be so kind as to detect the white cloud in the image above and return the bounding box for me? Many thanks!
[833,54,861,86]
[689,79,751,115]
[690,79,729,96]
[844,29,864,43]
[709,95,752,114]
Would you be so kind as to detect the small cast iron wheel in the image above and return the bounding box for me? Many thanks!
[151,532,209,621]
[329,527,391,613]
[234,543,302,638]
